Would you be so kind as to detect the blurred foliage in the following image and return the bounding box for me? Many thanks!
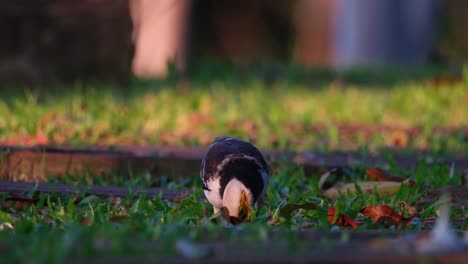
[0,65,466,155]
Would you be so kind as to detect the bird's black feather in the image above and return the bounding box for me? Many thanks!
[218,157,264,202]
[200,136,268,201]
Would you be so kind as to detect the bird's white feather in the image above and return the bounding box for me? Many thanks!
[222,178,253,218]
[204,179,223,213]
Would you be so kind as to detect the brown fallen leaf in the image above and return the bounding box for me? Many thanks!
[360,204,416,227]
[328,206,362,229]
[0,201,28,212]
[366,167,415,186]
[80,218,93,226]
[361,205,402,223]
[1,202,13,209]
[14,201,25,211]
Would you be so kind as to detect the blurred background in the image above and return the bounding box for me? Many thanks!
[0,0,466,83]
[0,0,467,154]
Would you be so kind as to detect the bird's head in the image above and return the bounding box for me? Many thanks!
[222,178,254,223]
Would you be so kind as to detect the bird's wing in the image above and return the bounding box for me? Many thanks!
[200,158,210,190]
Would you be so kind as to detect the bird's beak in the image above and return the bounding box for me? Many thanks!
[238,190,252,221]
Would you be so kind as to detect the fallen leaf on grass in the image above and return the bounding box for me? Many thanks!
[14,201,25,210]
[327,206,362,229]
[361,205,402,226]
[80,218,93,226]
[360,204,417,227]
[323,181,403,200]
[366,167,415,186]
[1,202,12,210]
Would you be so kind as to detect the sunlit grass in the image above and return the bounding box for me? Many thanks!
[0,74,466,152]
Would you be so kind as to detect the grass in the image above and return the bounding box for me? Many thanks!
[0,66,467,262]
[0,160,466,263]
[0,66,467,153]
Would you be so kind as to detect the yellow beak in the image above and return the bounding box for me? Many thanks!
[238,190,252,221]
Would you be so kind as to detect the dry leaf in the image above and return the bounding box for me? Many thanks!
[14,201,25,210]
[1,202,12,209]
[360,204,416,227]
[80,218,93,226]
[361,205,403,223]
[327,206,362,229]
[323,181,403,200]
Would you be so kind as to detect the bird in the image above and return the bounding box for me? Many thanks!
[200,136,269,222]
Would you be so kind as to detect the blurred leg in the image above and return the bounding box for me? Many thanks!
[130,0,191,78]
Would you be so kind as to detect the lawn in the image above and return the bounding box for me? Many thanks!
[0,65,467,263]
[0,65,466,153]
[0,160,465,263]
